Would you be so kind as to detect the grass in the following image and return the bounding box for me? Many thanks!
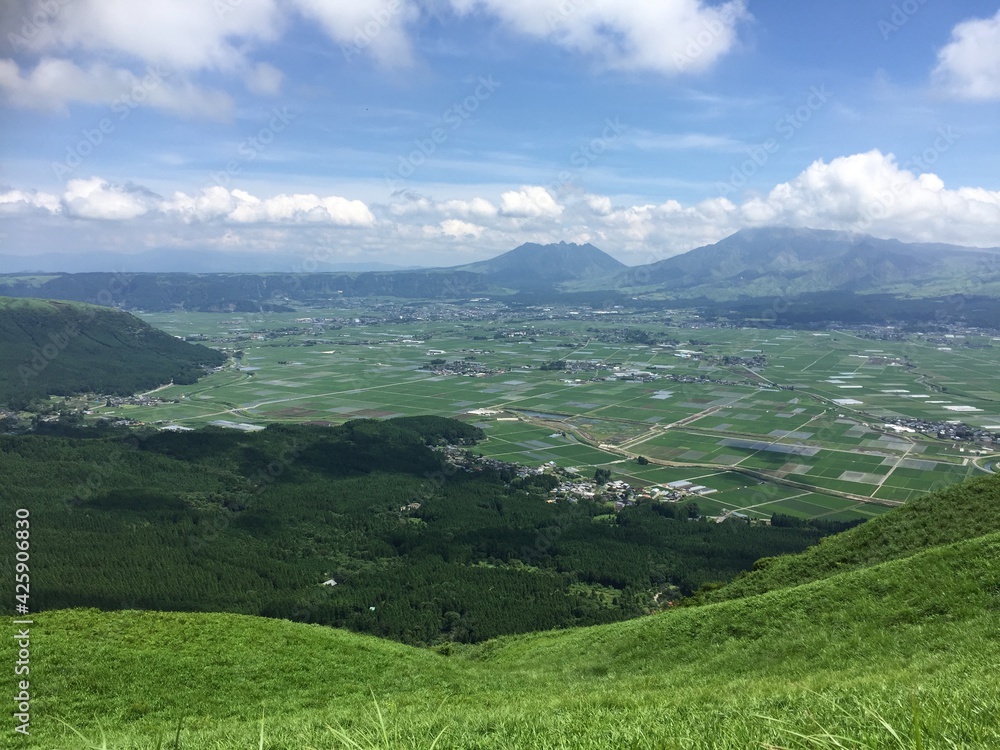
[12,525,1000,748]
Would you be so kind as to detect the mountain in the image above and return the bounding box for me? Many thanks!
[0,296,225,408]
[453,241,627,289]
[613,227,1000,299]
[3,230,1000,311]
[13,470,1000,747]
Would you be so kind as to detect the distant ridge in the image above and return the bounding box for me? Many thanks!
[2,229,1000,308]
[454,241,626,289]
[611,227,1000,299]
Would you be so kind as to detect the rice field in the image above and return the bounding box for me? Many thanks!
[92,306,997,520]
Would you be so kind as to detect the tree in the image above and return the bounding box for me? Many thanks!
[685,501,700,519]
[594,468,612,485]
[636,456,649,465]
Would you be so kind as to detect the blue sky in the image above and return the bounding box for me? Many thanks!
[1,0,999,269]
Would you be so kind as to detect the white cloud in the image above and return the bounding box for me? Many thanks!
[0,0,280,118]
[743,150,1000,247]
[228,191,376,226]
[440,197,499,219]
[6,154,1000,265]
[447,0,748,75]
[0,58,234,119]
[167,187,376,226]
[62,178,158,220]
[12,179,375,227]
[14,0,283,72]
[290,0,418,67]
[0,188,61,214]
[933,10,1000,100]
[500,186,563,218]
[439,218,485,238]
[387,194,498,220]
[585,194,613,216]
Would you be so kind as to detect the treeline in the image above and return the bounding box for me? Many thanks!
[695,292,1000,328]
[0,417,847,645]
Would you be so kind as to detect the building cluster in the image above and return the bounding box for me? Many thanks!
[550,478,634,507]
[421,360,510,377]
[882,416,998,445]
[439,445,546,480]
[100,395,174,408]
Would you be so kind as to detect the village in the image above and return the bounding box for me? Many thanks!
[436,445,724,518]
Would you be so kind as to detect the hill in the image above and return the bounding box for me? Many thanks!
[0,297,225,408]
[15,523,1000,747]
[695,469,1000,604]
[614,227,1000,300]
[455,241,626,290]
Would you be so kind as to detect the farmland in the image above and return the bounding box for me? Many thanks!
[89,302,999,521]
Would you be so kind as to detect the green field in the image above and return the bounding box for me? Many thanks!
[83,307,998,521]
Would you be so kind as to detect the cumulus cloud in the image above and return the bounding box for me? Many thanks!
[500,186,563,218]
[8,178,375,228]
[223,191,375,226]
[5,154,1000,265]
[446,0,748,75]
[62,178,159,220]
[0,188,60,214]
[165,187,375,226]
[438,218,486,238]
[932,9,1000,100]
[742,150,1000,246]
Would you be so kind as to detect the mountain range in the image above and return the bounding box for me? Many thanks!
[2,228,999,311]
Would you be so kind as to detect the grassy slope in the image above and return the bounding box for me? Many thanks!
[15,529,1000,749]
[0,296,224,404]
[697,472,1000,604]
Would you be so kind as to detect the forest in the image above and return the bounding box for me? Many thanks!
[0,296,225,408]
[0,417,855,645]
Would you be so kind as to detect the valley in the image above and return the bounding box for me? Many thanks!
[74,300,999,522]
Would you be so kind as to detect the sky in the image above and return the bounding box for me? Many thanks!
[1,0,1000,270]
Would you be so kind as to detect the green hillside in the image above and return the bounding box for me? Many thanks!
[15,527,1000,748]
[696,471,1000,604]
[0,296,225,408]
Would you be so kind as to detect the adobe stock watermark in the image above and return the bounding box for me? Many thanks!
[384,75,500,191]
[5,0,73,50]
[341,0,403,62]
[547,117,628,196]
[209,107,296,189]
[717,85,831,198]
[673,3,746,68]
[51,64,172,180]
[878,0,931,41]
[545,0,591,30]
[851,126,958,233]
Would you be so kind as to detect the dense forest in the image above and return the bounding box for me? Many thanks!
[0,296,225,408]
[0,417,849,645]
